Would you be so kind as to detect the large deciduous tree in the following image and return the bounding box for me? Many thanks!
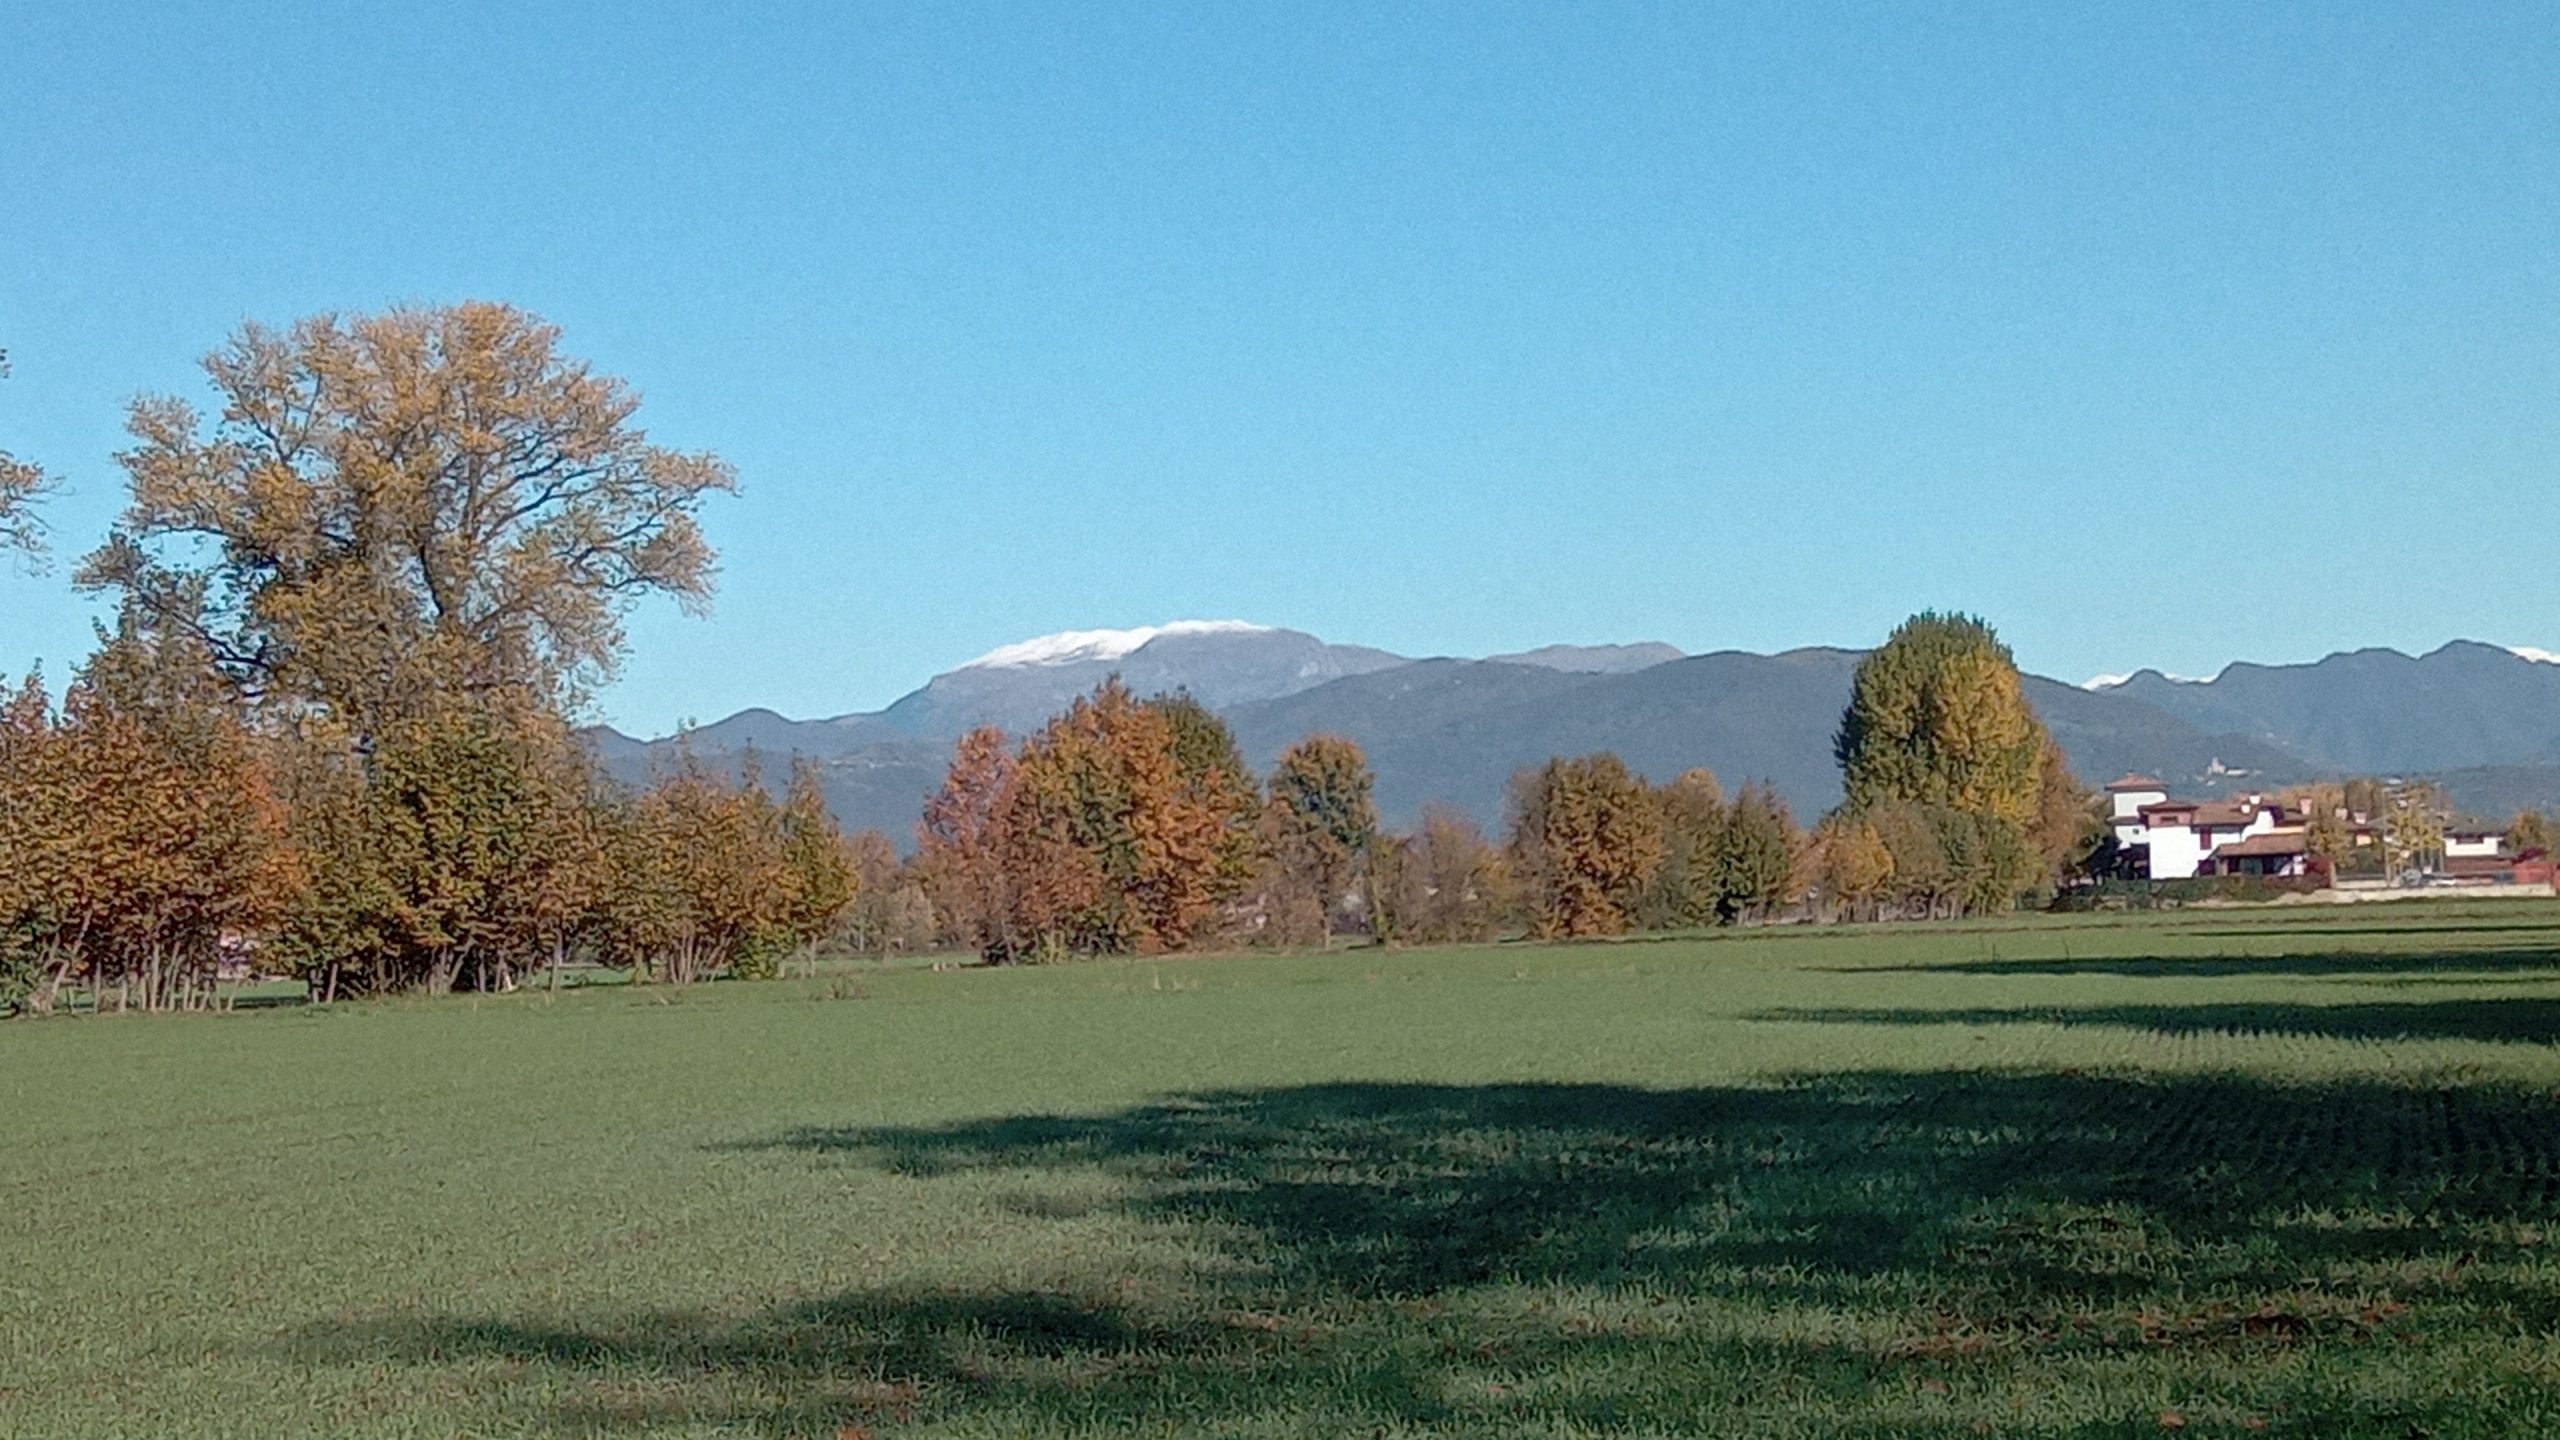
[918,684,1245,962]
[1641,768,1724,929]
[917,725,1024,960]
[1835,612,2070,914]
[1712,781,1801,923]
[1837,612,2045,824]
[1368,805,1499,947]
[1507,753,1664,938]
[1150,691,1264,897]
[78,302,735,730]
[1005,681,1231,956]
[1258,734,1379,947]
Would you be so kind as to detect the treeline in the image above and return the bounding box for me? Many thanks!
[0,304,863,1015]
[898,613,2093,960]
[0,674,855,1011]
[0,303,2097,1012]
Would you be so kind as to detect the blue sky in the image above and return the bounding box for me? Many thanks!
[4,2,2555,735]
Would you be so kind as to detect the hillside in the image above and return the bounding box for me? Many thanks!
[2100,642,2560,774]
[594,622,2537,842]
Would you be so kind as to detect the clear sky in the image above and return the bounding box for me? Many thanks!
[4,3,2555,735]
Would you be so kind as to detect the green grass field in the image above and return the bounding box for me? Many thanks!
[8,905,2560,1438]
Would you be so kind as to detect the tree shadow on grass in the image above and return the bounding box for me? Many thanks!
[2186,921,2560,941]
[291,1071,2560,1436]
[1823,945,2560,980]
[1756,997,2560,1046]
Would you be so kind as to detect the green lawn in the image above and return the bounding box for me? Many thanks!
[8,906,2560,1438]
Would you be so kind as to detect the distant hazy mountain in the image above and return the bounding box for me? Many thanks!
[1487,642,1686,674]
[877,622,1407,739]
[589,625,2560,844]
[2094,641,2560,774]
[1229,649,2310,828]
[585,621,1406,843]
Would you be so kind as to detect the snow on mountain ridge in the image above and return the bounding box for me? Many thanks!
[961,620,1276,670]
[2084,670,2211,690]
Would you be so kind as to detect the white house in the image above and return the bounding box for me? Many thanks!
[2103,774,2305,880]
[2446,830,2506,861]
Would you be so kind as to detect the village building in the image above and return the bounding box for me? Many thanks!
[2102,774,2309,879]
[2445,830,2505,861]
[2101,775,2552,885]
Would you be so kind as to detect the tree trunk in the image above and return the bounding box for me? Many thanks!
[28,947,72,1016]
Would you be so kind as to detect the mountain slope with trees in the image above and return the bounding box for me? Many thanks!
[609,628,2560,843]
[2101,642,2560,774]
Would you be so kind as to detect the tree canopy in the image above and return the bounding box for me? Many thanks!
[1836,612,2046,825]
[78,303,735,728]
[1833,612,2078,910]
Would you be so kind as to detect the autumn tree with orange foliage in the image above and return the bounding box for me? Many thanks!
[0,619,297,1014]
[0,672,79,1013]
[917,726,1025,960]
[39,303,751,999]
[1506,753,1665,938]
[1370,805,1506,946]
[1006,681,1235,957]
[606,744,791,986]
[80,303,733,738]
[918,683,1257,962]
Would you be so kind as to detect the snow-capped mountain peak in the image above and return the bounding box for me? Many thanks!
[2507,645,2560,666]
[960,620,1275,670]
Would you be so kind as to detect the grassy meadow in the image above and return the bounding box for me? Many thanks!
[7,905,2560,1437]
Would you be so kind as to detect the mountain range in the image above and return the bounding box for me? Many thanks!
[587,625,2560,846]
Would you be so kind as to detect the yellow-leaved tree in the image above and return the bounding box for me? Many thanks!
[1833,612,2075,914]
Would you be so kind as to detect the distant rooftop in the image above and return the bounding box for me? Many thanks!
[2214,832,2309,858]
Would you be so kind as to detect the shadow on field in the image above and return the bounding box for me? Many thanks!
[2189,922,2560,941]
[1757,997,2560,1046]
[292,1070,2560,1436]
[1828,946,2560,980]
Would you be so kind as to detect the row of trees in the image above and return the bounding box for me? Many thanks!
[1489,612,2095,937]
[2,305,2106,1008]
[902,612,2095,960]
[2297,776,2555,879]
[0,648,858,1013]
[913,683,1379,959]
[1,305,869,1015]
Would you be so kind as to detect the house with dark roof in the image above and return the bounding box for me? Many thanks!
[2102,774,2307,879]
[2201,830,2311,878]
